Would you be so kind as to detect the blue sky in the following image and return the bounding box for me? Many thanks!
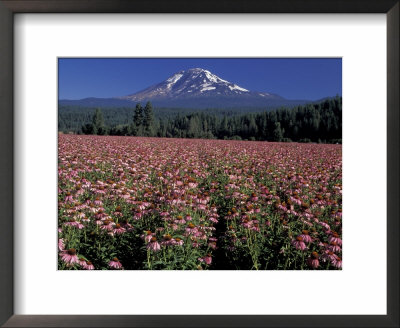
[58,58,342,100]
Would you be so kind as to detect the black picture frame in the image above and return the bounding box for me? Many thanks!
[0,1,398,327]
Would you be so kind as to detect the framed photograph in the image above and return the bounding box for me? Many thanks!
[0,1,398,327]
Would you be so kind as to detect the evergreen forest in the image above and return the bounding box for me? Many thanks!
[58,97,342,143]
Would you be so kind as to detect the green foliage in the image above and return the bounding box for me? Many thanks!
[60,98,342,143]
[92,108,105,134]
[143,101,154,136]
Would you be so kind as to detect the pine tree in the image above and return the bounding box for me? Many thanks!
[143,101,154,136]
[92,108,105,135]
[272,122,284,142]
[133,103,143,136]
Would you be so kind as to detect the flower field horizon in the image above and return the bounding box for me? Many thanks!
[58,135,342,270]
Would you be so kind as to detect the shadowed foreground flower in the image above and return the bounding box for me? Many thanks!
[307,252,320,269]
[299,230,313,243]
[113,223,126,235]
[109,257,123,269]
[61,248,79,264]
[292,236,307,251]
[147,237,161,252]
[65,192,74,202]
[172,237,184,246]
[199,254,212,265]
[328,232,342,246]
[82,260,95,270]
[78,257,87,267]
[331,256,342,269]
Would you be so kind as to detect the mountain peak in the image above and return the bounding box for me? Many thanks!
[122,67,258,103]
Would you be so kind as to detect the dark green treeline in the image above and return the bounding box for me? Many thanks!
[61,97,342,143]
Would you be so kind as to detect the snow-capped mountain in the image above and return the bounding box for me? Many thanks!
[59,68,311,109]
[122,68,278,101]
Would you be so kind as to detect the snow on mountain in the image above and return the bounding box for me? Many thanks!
[59,68,313,109]
[120,68,279,103]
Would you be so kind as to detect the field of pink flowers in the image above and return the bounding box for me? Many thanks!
[58,135,342,270]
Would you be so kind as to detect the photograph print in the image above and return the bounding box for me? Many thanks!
[58,58,342,270]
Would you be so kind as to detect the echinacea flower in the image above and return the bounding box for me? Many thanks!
[113,223,126,235]
[60,248,79,264]
[82,260,95,270]
[299,230,313,243]
[147,237,161,252]
[65,192,74,202]
[78,257,87,267]
[63,219,84,229]
[329,241,341,253]
[108,257,123,269]
[331,256,342,268]
[160,234,174,246]
[198,254,212,265]
[307,252,320,269]
[291,236,307,251]
[328,232,342,246]
[142,230,154,243]
[173,237,184,246]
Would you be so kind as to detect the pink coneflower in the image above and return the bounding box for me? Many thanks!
[147,237,161,252]
[142,230,154,243]
[160,234,174,246]
[113,223,126,235]
[65,192,74,202]
[208,241,217,249]
[209,216,218,223]
[328,232,342,246]
[63,219,84,229]
[61,248,79,264]
[82,216,90,223]
[251,223,260,232]
[319,221,331,231]
[250,193,258,201]
[58,238,65,251]
[198,254,212,265]
[299,230,313,243]
[94,209,107,219]
[175,215,186,224]
[321,250,338,263]
[307,252,320,269]
[185,222,198,235]
[78,257,87,267]
[113,205,123,217]
[173,237,184,246]
[95,218,104,225]
[75,185,84,195]
[329,241,341,253]
[108,257,123,269]
[170,223,178,231]
[82,260,95,270]
[292,236,307,251]
[331,256,342,268]
[133,211,143,220]
[100,220,114,231]
[185,215,192,221]
[74,212,85,219]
